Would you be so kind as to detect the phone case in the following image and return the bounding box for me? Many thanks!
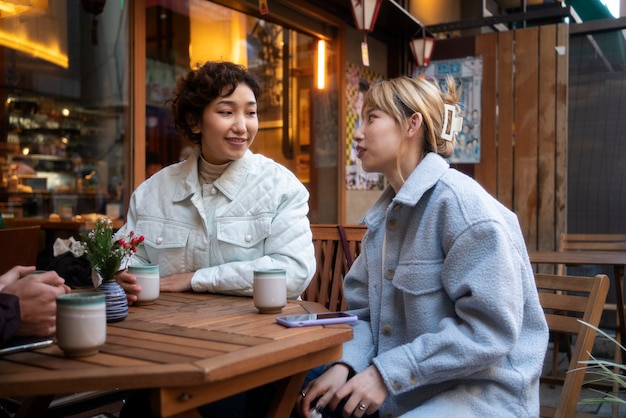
[276,312,357,327]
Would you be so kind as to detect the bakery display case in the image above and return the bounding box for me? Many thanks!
[1,93,124,221]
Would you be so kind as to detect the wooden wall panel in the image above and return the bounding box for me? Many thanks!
[474,33,498,196]
[497,31,515,210]
[470,24,567,253]
[513,27,539,248]
[538,25,557,252]
[555,24,568,248]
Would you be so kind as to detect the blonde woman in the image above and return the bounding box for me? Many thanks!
[297,76,548,418]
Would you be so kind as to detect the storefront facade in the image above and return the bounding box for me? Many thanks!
[0,0,418,226]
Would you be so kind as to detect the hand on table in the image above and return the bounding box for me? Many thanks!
[159,273,193,292]
[117,270,193,305]
[1,269,71,337]
[116,270,140,305]
[0,265,36,291]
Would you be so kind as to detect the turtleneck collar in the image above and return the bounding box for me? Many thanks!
[198,153,232,184]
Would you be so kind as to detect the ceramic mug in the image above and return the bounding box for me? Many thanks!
[58,205,73,221]
[128,263,160,305]
[253,269,287,314]
[56,292,106,357]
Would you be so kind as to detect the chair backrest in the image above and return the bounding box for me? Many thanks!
[559,233,626,252]
[557,233,626,275]
[536,272,610,417]
[0,226,41,273]
[302,224,367,311]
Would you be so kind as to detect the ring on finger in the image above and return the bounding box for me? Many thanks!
[358,403,366,411]
[301,391,306,397]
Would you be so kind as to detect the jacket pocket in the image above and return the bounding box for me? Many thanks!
[216,216,271,248]
[137,220,190,249]
[134,220,191,276]
[392,262,443,296]
[215,216,271,261]
[392,262,452,336]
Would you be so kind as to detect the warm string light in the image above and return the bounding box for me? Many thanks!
[316,40,326,90]
[0,30,68,68]
[0,0,47,18]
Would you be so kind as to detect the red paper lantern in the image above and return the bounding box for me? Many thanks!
[410,35,436,67]
[350,0,382,32]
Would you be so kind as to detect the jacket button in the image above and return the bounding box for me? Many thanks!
[393,204,402,212]
[245,234,252,242]
[156,237,164,245]
[210,188,217,195]
[387,219,398,230]
[392,381,402,391]
[410,375,418,384]
[384,269,394,280]
[382,324,392,335]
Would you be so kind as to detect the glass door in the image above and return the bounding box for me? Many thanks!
[144,0,339,222]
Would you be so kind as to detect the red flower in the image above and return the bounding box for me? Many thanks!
[78,217,145,282]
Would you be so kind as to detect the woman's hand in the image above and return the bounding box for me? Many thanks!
[117,271,194,303]
[159,273,193,292]
[330,365,388,417]
[116,270,140,305]
[0,265,36,291]
[3,270,70,337]
[297,364,350,417]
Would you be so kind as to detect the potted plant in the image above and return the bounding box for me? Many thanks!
[72,217,144,322]
[576,320,626,408]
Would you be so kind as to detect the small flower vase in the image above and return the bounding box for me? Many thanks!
[94,271,128,323]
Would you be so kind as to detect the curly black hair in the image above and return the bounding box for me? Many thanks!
[169,61,261,144]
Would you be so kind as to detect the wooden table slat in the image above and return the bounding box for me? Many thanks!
[0,294,353,418]
[106,327,247,354]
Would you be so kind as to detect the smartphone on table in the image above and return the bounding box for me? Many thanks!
[0,336,54,356]
[276,312,357,327]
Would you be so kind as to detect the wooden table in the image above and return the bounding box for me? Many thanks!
[0,293,353,417]
[529,250,626,348]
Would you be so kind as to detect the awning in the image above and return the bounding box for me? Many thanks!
[567,0,614,22]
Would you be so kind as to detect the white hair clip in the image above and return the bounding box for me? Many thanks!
[441,104,463,142]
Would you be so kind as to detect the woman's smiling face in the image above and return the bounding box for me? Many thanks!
[193,83,258,165]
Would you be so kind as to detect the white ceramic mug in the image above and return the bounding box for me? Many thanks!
[253,269,287,314]
[56,292,106,357]
[58,205,73,221]
[128,263,160,305]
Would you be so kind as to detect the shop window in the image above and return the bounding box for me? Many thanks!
[0,0,129,224]
[145,1,338,222]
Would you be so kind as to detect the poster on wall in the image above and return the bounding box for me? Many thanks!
[414,56,483,164]
[346,62,385,190]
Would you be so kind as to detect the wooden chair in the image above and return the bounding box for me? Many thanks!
[0,225,40,273]
[302,224,366,311]
[553,233,626,373]
[557,233,626,275]
[537,272,610,418]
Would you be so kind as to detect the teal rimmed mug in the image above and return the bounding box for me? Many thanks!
[128,263,160,305]
[56,292,106,357]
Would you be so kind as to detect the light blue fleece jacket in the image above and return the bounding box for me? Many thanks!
[341,153,549,418]
[118,147,315,298]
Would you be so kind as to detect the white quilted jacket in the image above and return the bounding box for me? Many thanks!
[117,147,315,298]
